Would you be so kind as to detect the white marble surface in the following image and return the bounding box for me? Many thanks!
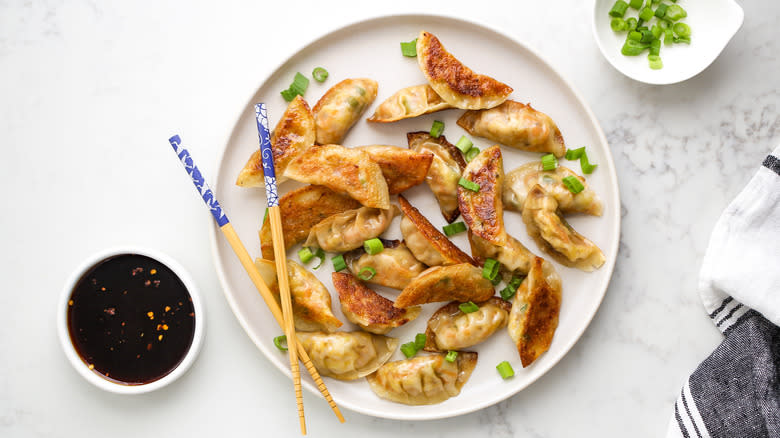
[1,1,777,436]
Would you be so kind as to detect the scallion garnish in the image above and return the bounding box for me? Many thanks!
[273,335,288,351]
[673,22,691,38]
[400,342,418,358]
[648,54,664,70]
[263,207,269,223]
[332,254,347,272]
[650,38,661,56]
[541,154,558,171]
[621,39,649,56]
[665,4,687,21]
[496,361,515,379]
[430,120,444,138]
[445,351,458,363]
[626,17,638,31]
[400,38,418,57]
[458,178,480,192]
[610,17,627,32]
[298,247,315,264]
[638,6,654,21]
[628,0,642,9]
[562,175,585,194]
[500,276,524,300]
[455,135,473,154]
[580,154,598,174]
[358,266,377,281]
[363,238,384,255]
[664,28,674,45]
[311,248,326,269]
[280,72,310,102]
[312,67,329,83]
[566,147,585,160]
[482,258,500,281]
[465,146,480,162]
[459,301,479,314]
[414,333,426,350]
[654,3,668,19]
[442,221,467,237]
[609,0,629,17]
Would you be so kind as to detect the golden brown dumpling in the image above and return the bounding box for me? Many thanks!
[507,257,562,367]
[236,95,315,187]
[522,185,605,271]
[313,78,377,145]
[394,263,494,308]
[344,239,426,290]
[504,162,603,216]
[457,100,566,157]
[417,31,512,110]
[297,331,398,380]
[407,132,467,223]
[457,145,505,244]
[424,297,511,352]
[258,185,360,260]
[367,84,452,122]
[304,205,399,253]
[355,145,433,195]
[283,144,390,209]
[366,352,478,405]
[332,272,420,335]
[398,195,475,267]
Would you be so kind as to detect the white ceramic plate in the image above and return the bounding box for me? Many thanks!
[211,14,620,420]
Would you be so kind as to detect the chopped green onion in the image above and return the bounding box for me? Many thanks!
[332,254,347,272]
[455,135,473,154]
[280,88,298,102]
[445,351,458,363]
[311,248,326,269]
[674,36,691,44]
[541,154,558,171]
[482,258,500,281]
[312,67,328,83]
[273,335,288,351]
[458,177,480,192]
[496,361,515,379]
[263,207,269,223]
[465,147,480,162]
[628,30,642,42]
[358,266,377,281]
[664,28,674,45]
[638,6,654,21]
[610,17,627,32]
[628,0,643,9]
[363,238,384,255]
[500,276,524,300]
[654,3,668,18]
[621,39,649,56]
[648,54,664,70]
[430,120,444,138]
[414,333,426,350]
[636,18,645,28]
[280,72,309,101]
[442,221,467,237]
[639,28,654,43]
[651,24,662,39]
[400,342,418,358]
[609,0,629,17]
[626,17,638,31]
[580,153,598,174]
[562,175,585,194]
[673,22,691,38]
[650,38,661,56]
[298,247,315,264]
[665,4,686,21]
[459,301,479,314]
[657,18,670,29]
[566,147,586,160]
[400,38,418,57]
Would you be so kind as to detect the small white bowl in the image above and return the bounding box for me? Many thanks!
[57,246,205,394]
[592,0,743,84]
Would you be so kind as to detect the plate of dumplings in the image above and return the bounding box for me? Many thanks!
[212,14,620,420]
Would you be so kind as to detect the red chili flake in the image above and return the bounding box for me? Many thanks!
[103,307,116,316]
[131,267,144,276]
[144,280,151,287]
[189,312,195,317]
[146,343,152,351]
[153,280,161,288]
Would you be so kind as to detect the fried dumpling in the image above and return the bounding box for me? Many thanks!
[507,257,562,367]
[356,145,433,195]
[259,185,360,260]
[313,78,378,145]
[366,352,478,405]
[457,100,566,157]
[398,195,474,267]
[407,132,467,223]
[504,161,603,216]
[468,231,537,279]
[344,239,426,290]
[457,145,505,244]
[283,144,390,209]
[297,331,398,381]
[236,95,315,187]
[522,185,605,271]
[254,259,342,333]
[423,297,511,352]
[367,84,453,122]
[304,205,399,253]
[416,31,512,110]
[332,272,420,334]
[394,263,494,308]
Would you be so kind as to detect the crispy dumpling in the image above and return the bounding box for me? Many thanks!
[304,205,399,253]
[417,31,512,110]
[332,272,420,334]
[367,84,453,122]
[504,161,603,216]
[344,239,426,290]
[356,145,433,195]
[424,297,511,352]
[283,144,390,209]
[394,263,494,308]
[407,132,467,223]
[236,95,315,187]
[297,331,398,380]
[259,185,360,260]
[366,352,478,405]
[468,231,537,279]
[507,257,562,367]
[313,78,378,145]
[254,259,342,333]
[522,185,605,271]
[457,145,505,244]
[398,195,475,267]
[457,100,566,157]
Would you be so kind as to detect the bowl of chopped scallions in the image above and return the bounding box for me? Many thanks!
[591,0,743,84]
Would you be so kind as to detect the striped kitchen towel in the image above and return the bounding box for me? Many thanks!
[666,146,780,438]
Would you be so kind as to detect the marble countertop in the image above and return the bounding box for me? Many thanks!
[1,1,777,436]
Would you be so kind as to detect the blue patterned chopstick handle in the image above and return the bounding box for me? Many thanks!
[255,103,279,208]
[168,134,229,226]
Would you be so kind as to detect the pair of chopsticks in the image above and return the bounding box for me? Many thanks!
[167,103,344,434]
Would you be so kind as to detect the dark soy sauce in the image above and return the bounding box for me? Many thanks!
[67,254,196,385]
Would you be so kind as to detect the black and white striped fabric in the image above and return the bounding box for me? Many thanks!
[666,146,780,438]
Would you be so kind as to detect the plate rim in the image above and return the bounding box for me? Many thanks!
[209,12,621,420]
